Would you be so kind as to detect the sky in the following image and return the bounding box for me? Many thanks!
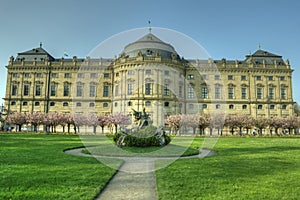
[0,0,300,106]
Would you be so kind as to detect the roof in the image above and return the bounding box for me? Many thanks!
[244,49,284,65]
[15,47,55,62]
[123,33,178,58]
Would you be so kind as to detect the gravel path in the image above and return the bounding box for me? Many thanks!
[65,148,216,200]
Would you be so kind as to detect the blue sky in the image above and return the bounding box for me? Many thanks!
[0,0,299,106]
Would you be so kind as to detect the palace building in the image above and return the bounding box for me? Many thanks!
[3,32,294,126]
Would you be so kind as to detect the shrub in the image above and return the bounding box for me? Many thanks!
[113,125,171,147]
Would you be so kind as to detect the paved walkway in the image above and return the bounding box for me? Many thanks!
[65,148,216,200]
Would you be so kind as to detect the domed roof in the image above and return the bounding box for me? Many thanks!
[123,33,178,58]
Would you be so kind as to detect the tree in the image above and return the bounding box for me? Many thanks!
[198,114,210,135]
[184,114,199,134]
[268,117,284,136]
[107,113,131,134]
[165,114,182,135]
[86,113,98,134]
[254,118,269,136]
[73,113,87,133]
[98,114,108,134]
[26,112,45,132]
[282,116,298,135]
[211,114,225,136]
[7,112,26,132]
[44,112,61,133]
[235,115,254,136]
[64,113,74,134]
[225,115,238,135]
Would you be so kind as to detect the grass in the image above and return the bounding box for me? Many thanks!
[0,133,121,200]
[2,133,300,200]
[156,137,300,200]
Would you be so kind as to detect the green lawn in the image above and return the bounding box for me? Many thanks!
[2,134,300,200]
[156,137,300,200]
[0,133,121,200]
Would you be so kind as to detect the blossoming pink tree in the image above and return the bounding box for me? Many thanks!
[86,113,99,134]
[268,117,284,136]
[98,114,108,134]
[26,112,45,132]
[165,114,182,135]
[107,113,131,134]
[7,112,27,132]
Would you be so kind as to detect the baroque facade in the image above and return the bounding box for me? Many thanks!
[3,33,294,126]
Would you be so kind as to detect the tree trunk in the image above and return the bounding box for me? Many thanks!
[93,126,96,134]
[101,126,104,134]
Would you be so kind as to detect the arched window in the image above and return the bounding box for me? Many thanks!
[145,101,151,106]
[103,102,108,108]
[242,105,247,109]
[63,102,69,107]
[50,102,55,106]
[229,104,234,109]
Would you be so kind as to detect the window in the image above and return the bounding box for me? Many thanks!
[114,102,118,107]
[23,84,29,96]
[187,74,194,79]
[128,83,133,95]
[228,75,233,80]
[189,104,194,109]
[164,84,170,96]
[24,73,30,78]
[215,86,221,99]
[216,104,220,109]
[23,101,28,106]
[103,73,110,78]
[90,85,96,97]
[215,75,220,80]
[36,73,43,78]
[11,101,16,106]
[145,101,151,106]
[12,73,18,78]
[50,84,56,96]
[50,102,55,106]
[282,104,287,110]
[103,85,109,97]
[12,84,18,96]
[268,76,273,81]
[202,104,207,109]
[281,88,286,99]
[242,105,247,109]
[114,85,119,96]
[258,105,263,109]
[91,73,97,78]
[128,101,132,106]
[145,69,151,75]
[256,76,261,81]
[76,102,82,107]
[34,101,40,106]
[179,85,183,97]
[76,85,83,97]
[51,73,58,78]
[35,84,41,96]
[63,102,69,107]
[164,102,169,107]
[269,88,274,99]
[228,87,234,99]
[188,86,194,99]
[64,73,71,78]
[145,83,152,95]
[270,105,275,109]
[164,70,169,76]
[115,72,119,77]
[89,102,95,107]
[242,87,247,99]
[63,84,70,97]
[128,70,135,75]
[280,76,285,81]
[202,87,208,99]
[241,75,247,81]
[257,88,262,99]
[77,73,84,78]
[103,102,108,107]
[202,75,207,80]
[229,104,234,109]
